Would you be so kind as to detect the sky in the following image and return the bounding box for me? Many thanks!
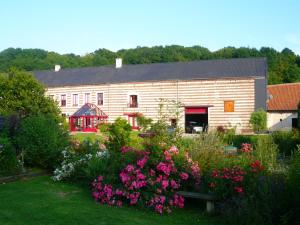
[0,0,300,55]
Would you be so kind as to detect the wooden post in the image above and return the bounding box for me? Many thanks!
[206,201,214,213]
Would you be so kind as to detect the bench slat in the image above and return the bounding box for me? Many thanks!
[177,191,217,201]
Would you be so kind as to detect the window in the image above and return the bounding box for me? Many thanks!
[85,93,90,104]
[97,93,104,106]
[61,94,66,107]
[292,118,298,129]
[72,94,78,106]
[170,119,177,128]
[49,95,55,100]
[129,95,138,108]
[224,100,234,112]
[124,113,139,129]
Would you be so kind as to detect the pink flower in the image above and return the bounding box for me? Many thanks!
[97,176,103,182]
[170,180,179,189]
[116,200,122,207]
[115,189,123,196]
[149,169,156,177]
[125,164,135,173]
[155,204,163,214]
[161,179,169,189]
[156,162,172,176]
[137,156,148,168]
[169,146,179,154]
[179,172,189,180]
[136,172,145,180]
[164,151,172,161]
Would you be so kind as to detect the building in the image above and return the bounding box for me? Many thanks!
[267,83,300,131]
[33,58,267,133]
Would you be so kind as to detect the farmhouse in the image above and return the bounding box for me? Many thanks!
[267,83,300,131]
[33,58,267,134]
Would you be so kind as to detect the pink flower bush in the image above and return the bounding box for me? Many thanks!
[92,145,200,214]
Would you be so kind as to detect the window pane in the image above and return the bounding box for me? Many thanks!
[61,94,66,107]
[129,95,138,108]
[97,93,103,105]
[72,94,78,106]
[85,93,90,104]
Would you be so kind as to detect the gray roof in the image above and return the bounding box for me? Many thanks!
[33,58,267,87]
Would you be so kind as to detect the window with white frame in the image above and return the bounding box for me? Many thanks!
[61,94,66,107]
[72,94,78,106]
[129,95,138,108]
[97,93,103,106]
[85,93,90,104]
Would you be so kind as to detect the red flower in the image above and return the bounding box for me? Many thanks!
[250,160,264,173]
[234,186,244,194]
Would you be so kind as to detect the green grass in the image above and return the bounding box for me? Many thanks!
[0,176,221,225]
[71,132,103,142]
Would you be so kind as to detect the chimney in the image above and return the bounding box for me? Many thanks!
[115,58,122,68]
[54,65,61,72]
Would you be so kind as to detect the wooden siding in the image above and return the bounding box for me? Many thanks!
[46,78,255,133]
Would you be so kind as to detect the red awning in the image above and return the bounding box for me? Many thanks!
[185,107,208,114]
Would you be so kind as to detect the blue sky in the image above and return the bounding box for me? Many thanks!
[1,0,300,55]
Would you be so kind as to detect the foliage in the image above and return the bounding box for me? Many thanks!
[0,136,21,176]
[254,135,279,172]
[285,145,300,224]
[15,115,69,170]
[298,101,300,130]
[182,133,224,173]
[107,118,132,152]
[0,69,60,119]
[148,99,184,147]
[249,109,267,133]
[271,130,300,156]
[136,114,152,132]
[1,46,300,84]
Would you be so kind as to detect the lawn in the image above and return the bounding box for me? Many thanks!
[0,176,221,225]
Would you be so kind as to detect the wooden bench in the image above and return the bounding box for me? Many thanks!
[177,191,217,213]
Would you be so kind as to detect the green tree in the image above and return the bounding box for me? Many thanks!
[0,69,60,119]
[249,109,267,133]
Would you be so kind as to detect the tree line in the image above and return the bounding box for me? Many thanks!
[0,45,300,84]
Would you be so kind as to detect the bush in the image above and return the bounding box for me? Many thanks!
[0,136,21,176]
[250,108,267,133]
[184,132,225,174]
[15,115,69,170]
[107,118,132,152]
[271,130,300,156]
[285,145,300,224]
[254,135,279,172]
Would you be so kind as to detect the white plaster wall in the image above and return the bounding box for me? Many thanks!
[267,112,297,131]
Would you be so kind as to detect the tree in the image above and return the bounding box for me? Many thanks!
[249,109,267,133]
[298,101,300,131]
[0,69,60,119]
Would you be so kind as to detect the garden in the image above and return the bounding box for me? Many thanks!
[1,70,300,225]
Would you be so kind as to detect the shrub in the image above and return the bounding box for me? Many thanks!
[107,118,132,152]
[285,145,300,224]
[91,145,200,214]
[183,132,225,174]
[271,130,300,156]
[250,108,267,133]
[254,135,279,172]
[136,114,152,132]
[0,136,21,176]
[15,115,69,170]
